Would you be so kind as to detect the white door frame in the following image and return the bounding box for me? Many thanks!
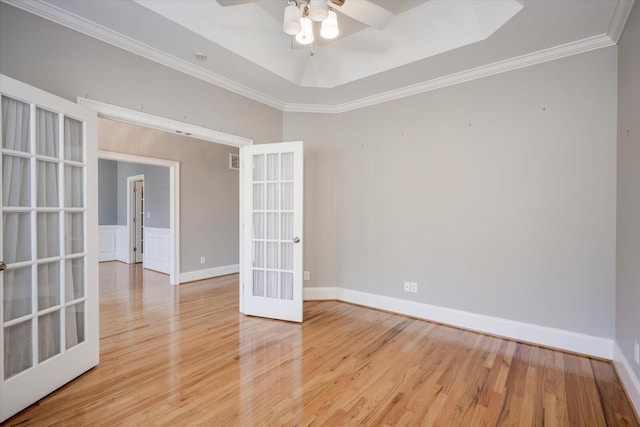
[100,151,180,285]
[127,175,145,264]
[78,97,253,287]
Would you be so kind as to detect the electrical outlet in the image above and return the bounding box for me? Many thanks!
[200,256,205,265]
[634,341,639,365]
[304,271,310,281]
[410,282,418,293]
[403,281,411,292]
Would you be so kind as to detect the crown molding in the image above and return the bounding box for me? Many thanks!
[78,97,253,147]
[3,0,286,111]
[3,0,629,115]
[285,33,616,114]
[607,0,636,42]
[284,103,339,114]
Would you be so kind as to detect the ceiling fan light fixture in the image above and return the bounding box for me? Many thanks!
[283,1,301,35]
[320,9,339,39]
[308,0,328,22]
[296,16,314,45]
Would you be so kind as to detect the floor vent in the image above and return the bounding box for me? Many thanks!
[229,153,240,170]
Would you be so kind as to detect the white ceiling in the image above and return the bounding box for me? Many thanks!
[133,0,523,88]
[5,0,634,112]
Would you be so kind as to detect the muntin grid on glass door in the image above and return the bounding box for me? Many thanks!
[251,152,295,300]
[1,96,87,380]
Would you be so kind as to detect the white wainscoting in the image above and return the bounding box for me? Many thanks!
[144,227,171,275]
[99,225,129,262]
[99,225,170,272]
[98,225,119,261]
[116,225,129,263]
[303,286,614,360]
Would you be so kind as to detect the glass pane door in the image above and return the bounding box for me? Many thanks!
[251,152,295,301]
[2,97,87,380]
[1,75,98,422]
[241,141,303,323]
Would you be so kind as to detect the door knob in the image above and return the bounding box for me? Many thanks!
[0,262,6,271]
[293,237,300,244]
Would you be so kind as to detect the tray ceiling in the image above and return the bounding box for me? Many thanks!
[4,0,634,111]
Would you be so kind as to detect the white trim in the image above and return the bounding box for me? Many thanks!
[614,342,640,417]
[3,0,284,111]
[4,0,628,114]
[608,0,636,42]
[302,286,613,359]
[179,264,239,284]
[284,104,339,114]
[78,98,253,148]
[99,151,177,168]
[285,34,617,114]
[98,150,180,285]
[98,225,119,261]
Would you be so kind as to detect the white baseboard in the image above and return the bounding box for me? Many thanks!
[614,342,640,417]
[303,286,613,360]
[180,264,239,284]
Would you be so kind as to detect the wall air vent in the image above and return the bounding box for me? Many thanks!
[229,153,240,170]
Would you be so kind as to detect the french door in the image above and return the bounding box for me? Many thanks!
[0,75,98,421]
[240,141,303,322]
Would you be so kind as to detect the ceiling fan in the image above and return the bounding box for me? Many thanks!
[216,0,394,35]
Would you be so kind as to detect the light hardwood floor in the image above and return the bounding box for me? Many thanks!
[5,261,638,426]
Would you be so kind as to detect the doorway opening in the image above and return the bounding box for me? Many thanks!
[80,97,252,287]
[99,151,180,284]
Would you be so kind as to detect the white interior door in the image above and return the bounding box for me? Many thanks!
[132,180,143,263]
[240,141,303,322]
[0,75,98,422]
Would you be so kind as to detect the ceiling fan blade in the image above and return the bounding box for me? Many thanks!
[216,0,254,6]
[329,0,394,30]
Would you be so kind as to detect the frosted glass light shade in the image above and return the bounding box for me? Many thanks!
[295,17,314,45]
[308,0,328,22]
[320,9,339,39]
[283,3,301,35]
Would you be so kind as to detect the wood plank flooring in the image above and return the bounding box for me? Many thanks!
[4,261,638,426]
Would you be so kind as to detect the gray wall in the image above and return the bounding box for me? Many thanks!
[0,3,283,274]
[616,3,640,380]
[115,161,170,229]
[98,159,170,228]
[0,2,627,343]
[99,118,240,273]
[98,159,117,225]
[283,47,618,338]
[0,3,282,144]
